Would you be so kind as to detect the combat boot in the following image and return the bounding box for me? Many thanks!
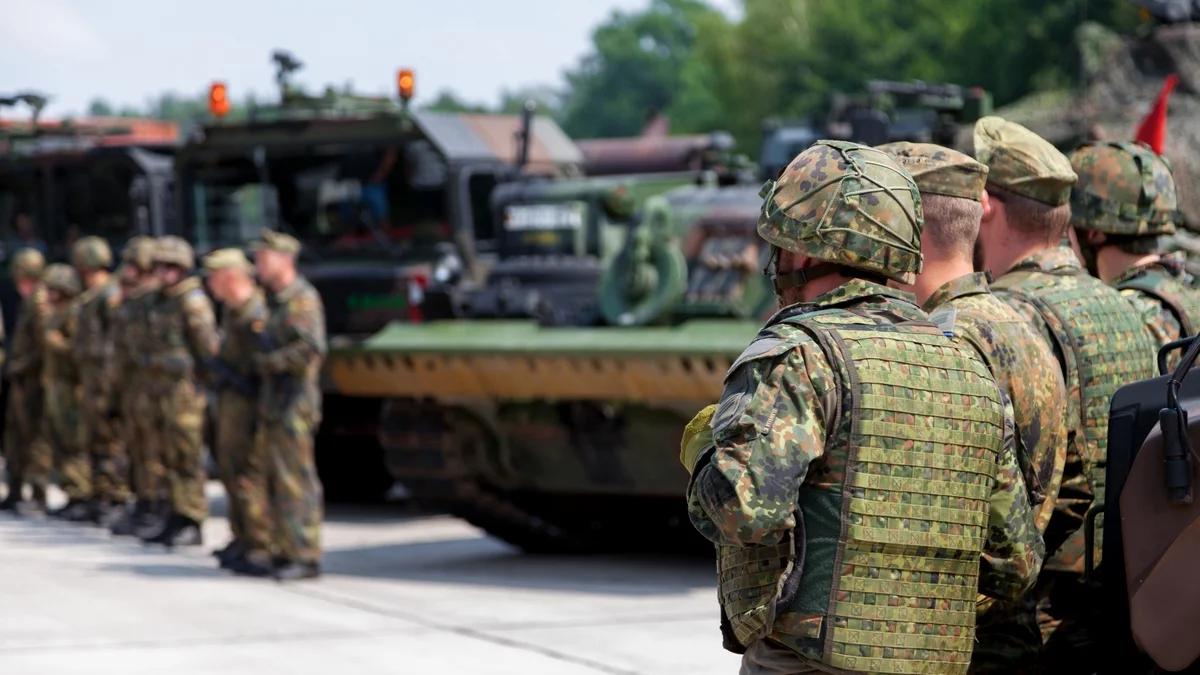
[65,499,98,523]
[228,553,273,577]
[213,540,245,568]
[134,500,169,540]
[145,514,202,547]
[0,493,19,512]
[273,560,321,581]
[109,501,142,536]
[92,501,125,529]
[50,499,90,520]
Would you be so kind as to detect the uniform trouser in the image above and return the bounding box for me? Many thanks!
[1036,571,1102,674]
[81,373,129,504]
[124,378,165,501]
[970,595,1042,674]
[215,390,260,541]
[4,375,51,498]
[243,404,323,563]
[44,379,88,501]
[151,377,208,523]
[740,639,859,675]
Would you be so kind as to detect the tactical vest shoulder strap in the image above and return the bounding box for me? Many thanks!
[1118,273,1199,337]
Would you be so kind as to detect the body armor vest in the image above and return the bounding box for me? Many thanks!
[719,306,1005,675]
[994,269,1157,567]
[1117,267,1200,338]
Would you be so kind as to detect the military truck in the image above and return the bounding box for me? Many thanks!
[174,52,582,497]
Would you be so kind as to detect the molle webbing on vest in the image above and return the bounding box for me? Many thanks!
[816,324,1003,675]
[718,538,794,648]
[998,273,1156,568]
[1118,271,1200,337]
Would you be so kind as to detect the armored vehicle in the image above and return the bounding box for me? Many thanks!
[174,52,581,497]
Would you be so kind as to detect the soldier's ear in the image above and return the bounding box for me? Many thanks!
[980,190,994,222]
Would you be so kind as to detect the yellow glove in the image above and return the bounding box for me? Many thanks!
[680,404,718,474]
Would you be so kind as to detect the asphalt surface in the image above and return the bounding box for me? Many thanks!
[0,487,740,674]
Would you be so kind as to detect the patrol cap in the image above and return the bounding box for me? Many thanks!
[973,116,1077,206]
[877,142,988,202]
[202,247,253,274]
[250,229,301,256]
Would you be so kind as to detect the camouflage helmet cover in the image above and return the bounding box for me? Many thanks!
[71,235,113,270]
[758,140,923,283]
[121,235,156,272]
[153,235,195,271]
[42,263,81,296]
[1069,141,1178,236]
[9,247,45,280]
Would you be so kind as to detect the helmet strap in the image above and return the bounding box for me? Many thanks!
[770,262,844,295]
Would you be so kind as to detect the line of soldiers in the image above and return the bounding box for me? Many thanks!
[681,118,1198,674]
[0,229,328,581]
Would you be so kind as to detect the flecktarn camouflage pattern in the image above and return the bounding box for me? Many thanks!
[1114,258,1200,351]
[973,116,1077,206]
[758,140,923,284]
[1070,141,1179,236]
[877,142,989,202]
[992,246,1158,572]
[688,281,1042,675]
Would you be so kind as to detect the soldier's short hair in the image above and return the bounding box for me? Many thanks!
[921,194,982,259]
[989,185,1071,238]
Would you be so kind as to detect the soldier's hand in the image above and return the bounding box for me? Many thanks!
[680,404,718,474]
[45,330,67,350]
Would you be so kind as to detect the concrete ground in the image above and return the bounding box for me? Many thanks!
[0,487,740,674]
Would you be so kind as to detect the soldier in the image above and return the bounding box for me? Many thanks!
[232,229,326,581]
[41,263,87,520]
[881,142,1069,671]
[109,236,166,536]
[1068,142,1200,353]
[680,141,1043,675]
[139,236,218,546]
[201,248,269,570]
[1,249,49,513]
[973,117,1160,667]
[70,236,129,526]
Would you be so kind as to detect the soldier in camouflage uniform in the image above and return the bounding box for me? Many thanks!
[1,249,49,513]
[1068,142,1200,355]
[109,236,166,536]
[41,264,88,520]
[881,142,1069,672]
[201,248,269,570]
[139,236,218,547]
[681,141,1043,675]
[232,230,326,581]
[70,236,129,525]
[973,117,1160,669]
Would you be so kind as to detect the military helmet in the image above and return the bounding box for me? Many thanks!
[1069,141,1179,236]
[71,235,113,270]
[42,263,81,296]
[121,235,156,273]
[758,140,923,284]
[152,236,195,271]
[9,247,45,280]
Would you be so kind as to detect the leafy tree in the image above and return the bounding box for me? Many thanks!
[421,89,489,113]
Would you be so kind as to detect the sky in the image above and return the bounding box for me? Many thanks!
[1,0,738,119]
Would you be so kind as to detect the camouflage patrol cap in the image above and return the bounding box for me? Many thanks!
[973,116,1076,206]
[877,142,988,202]
[758,140,923,283]
[251,229,301,256]
[9,247,45,280]
[1069,141,1178,236]
[121,235,156,273]
[42,263,81,296]
[202,247,253,274]
[71,235,113,270]
[152,235,195,270]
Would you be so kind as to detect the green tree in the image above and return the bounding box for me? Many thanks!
[421,89,489,113]
[560,0,723,138]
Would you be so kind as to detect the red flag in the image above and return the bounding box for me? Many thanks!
[1135,74,1179,154]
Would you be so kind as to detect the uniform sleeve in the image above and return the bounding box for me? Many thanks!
[260,290,326,374]
[686,342,830,547]
[182,292,220,363]
[979,398,1045,601]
